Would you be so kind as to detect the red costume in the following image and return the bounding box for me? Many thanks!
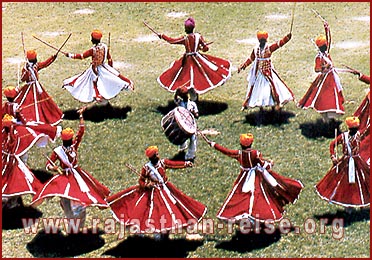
[353,74,370,165]
[63,30,133,103]
[210,140,303,222]
[108,156,207,233]
[2,124,43,200]
[157,18,231,94]
[31,119,110,208]
[315,129,370,207]
[15,53,63,126]
[297,22,344,118]
[240,32,294,109]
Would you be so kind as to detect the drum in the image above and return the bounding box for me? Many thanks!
[161,107,197,145]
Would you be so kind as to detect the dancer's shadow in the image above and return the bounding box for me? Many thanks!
[215,226,282,253]
[103,235,204,258]
[243,109,295,126]
[32,169,54,184]
[299,118,342,139]
[314,208,370,228]
[156,100,228,116]
[26,228,105,257]
[2,202,43,230]
[63,103,132,122]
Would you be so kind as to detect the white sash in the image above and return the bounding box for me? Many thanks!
[241,163,278,193]
[145,162,177,204]
[344,133,356,183]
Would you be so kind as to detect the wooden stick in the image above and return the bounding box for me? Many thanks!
[290,2,297,33]
[32,34,68,55]
[41,152,63,175]
[143,21,160,36]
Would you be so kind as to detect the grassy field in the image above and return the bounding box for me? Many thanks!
[2,2,370,258]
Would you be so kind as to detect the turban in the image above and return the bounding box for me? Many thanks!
[26,50,37,60]
[91,30,103,40]
[345,116,360,129]
[3,86,18,98]
[184,17,195,29]
[315,34,327,47]
[145,146,159,158]
[2,114,14,127]
[240,133,254,147]
[61,127,74,141]
[257,31,268,40]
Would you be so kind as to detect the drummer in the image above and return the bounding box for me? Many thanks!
[174,86,199,162]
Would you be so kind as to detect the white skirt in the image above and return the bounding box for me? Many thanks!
[245,69,294,107]
[63,64,132,103]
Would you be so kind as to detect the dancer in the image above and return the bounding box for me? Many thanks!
[155,17,231,98]
[315,117,370,210]
[107,146,207,239]
[63,30,133,106]
[238,30,294,112]
[31,111,110,229]
[2,114,44,209]
[15,50,63,125]
[350,70,370,164]
[297,19,344,123]
[201,132,303,223]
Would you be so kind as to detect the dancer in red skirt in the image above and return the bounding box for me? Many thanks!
[107,146,207,238]
[157,17,231,97]
[15,50,63,126]
[2,115,43,209]
[200,133,303,223]
[315,117,370,209]
[297,20,344,123]
[350,71,370,165]
[31,112,110,229]
[238,31,294,112]
[63,30,133,105]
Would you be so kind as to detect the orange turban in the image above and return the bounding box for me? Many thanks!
[257,31,268,40]
[26,50,37,60]
[315,34,327,47]
[61,127,74,140]
[91,30,103,40]
[2,114,14,127]
[3,86,18,98]
[240,133,254,146]
[345,116,360,129]
[145,146,159,158]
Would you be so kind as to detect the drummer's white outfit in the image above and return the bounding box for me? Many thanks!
[177,100,198,161]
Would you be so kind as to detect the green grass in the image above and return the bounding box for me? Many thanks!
[2,2,370,258]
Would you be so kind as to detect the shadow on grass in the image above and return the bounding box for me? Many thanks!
[299,118,342,139]
[32,169,54,184]
[215,226,282,253]
[63,103,132,122]
[156,100,228,116]
[242,108,295,127]
[314,208,370,227]
[103,235,203,258]
[2,202,43,230]
[26,228,105,257]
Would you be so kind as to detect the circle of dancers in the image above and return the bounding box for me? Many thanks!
[2,12,369,243]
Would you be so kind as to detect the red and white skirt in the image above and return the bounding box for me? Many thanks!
[217,166,303,223]
[315,155,370,207]
[107,182,207,233]
[31,167,110,208]
[157,53,231,94]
